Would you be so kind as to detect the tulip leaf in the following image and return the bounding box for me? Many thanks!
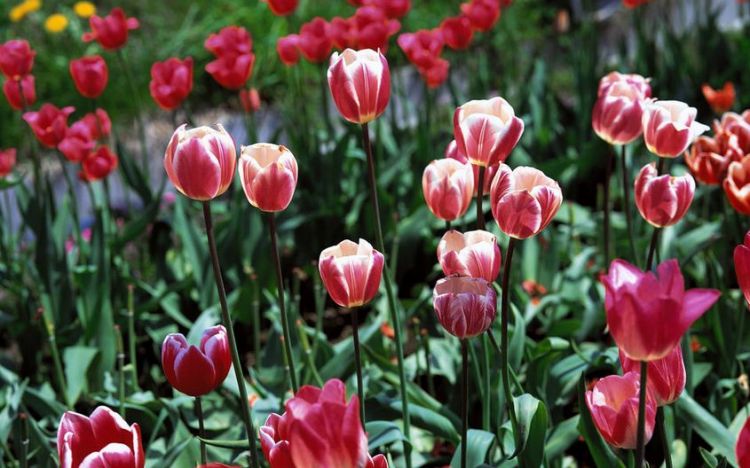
[699,447,719,468]
[196,437,251,449]
[366,420,406,451]
[576,374,624,468]
[63,346,98,407]
[675,394,736,465]
[544,415,579,459]
[449,429,496,468]
[514,393,548,468]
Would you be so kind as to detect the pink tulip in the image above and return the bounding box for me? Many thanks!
[422,158,474,221]
[592,81,646,145]
[445,139,498,195]
[620,345,685,406]
[59,122,96,163]
[642,100,709,158]
[585,372,656,449]
[161,325,231,397]
[738,416,750,468]
[634,162,695,227]
[453,97,524,167]
[0,148,17,177]
[164,124,237,201]
[597,71,651,99]
[23,103,75,148]
[717,110,750,154]
[734,230,750,308]
[238,143,297,212]
[3,74,35,110]
[318,239,384,308]
[277,35,301,66]
[724,156,750,215]
[437,230,501,282]
[490,164,563,239]
[433,276,496,339]
[327,49,390,125]
[69,55,109,99]
[601,259,720,361]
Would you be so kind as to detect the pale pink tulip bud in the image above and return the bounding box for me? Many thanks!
[634,163,695,227]
[642,100,709,158]
[328,49,390,124]
[597,71,651,99]
[490,165,563,239]
[164,124,236,201]
[592,81,645,145]
[318,239,384,308]
[620,345,685,406]
[422,158,474,221]
[238,143,298,212]
[433,276,496,339]
[437,230,501,282]
[453,97,524,167]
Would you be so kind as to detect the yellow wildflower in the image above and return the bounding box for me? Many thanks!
[9,0,41,22]
[44,13,69,33]
[73,1,96,18]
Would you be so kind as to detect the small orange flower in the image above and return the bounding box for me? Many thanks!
[522,279,548,305]
[380,322,395,340]
[690,335,703,353]
[247,394,259,407]
[702,82,735,114]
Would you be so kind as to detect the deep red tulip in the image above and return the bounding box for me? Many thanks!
[238,143,297,212]
[298,18,333,63]
[601,259,720,361]
[397,30,444,69]
[150,57,194,111]
[57,406,144,468]
[82,8,140,50]
[592,81,646,145]
[263,0,298,15]
[240,88,261,113]
[702,82,735,114]
[0,148,17,178]
[80,146,118,182]
[206,53,255,90]
[453,97,524,167]
[0,39,35,80]
[365,0,411,18]
[350,6,401,52]
[433,276,496,339]
[3,75,35,110]
[585,372,656,449]
[161,325,231,396]
[329,17,357,50]
[422,158,474,221]
[23,104,75,148]
[205,26,253,57]
[70,56,109,99]
[724,156,750,215]
[460,0,501,32]
[277,35,301,66]
[642,100,709,158]
[440,16,474,50]
[446,139,498,195]
[328,49,390,124]
[634,162,695,227]
[164,124,237,201]
[620,345,685,406]
[59,122,96,163]
[734,231,750,308]
[738,416,750,468]
[423,57,450,88]
[597,71,651,99]
[81,108,112,140]
[685,133,744,185]
[437,230,501,282]
[318,239,384,308]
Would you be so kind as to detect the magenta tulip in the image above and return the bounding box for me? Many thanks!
[634,162,695,227]
[433,276,496,339]
[161,325,231,397]
[620,345,685,406]
[238,143,298,212]
[453,97,524,167]
[734,230,750,308]
[318,239,384,309]
[437,230,501,282]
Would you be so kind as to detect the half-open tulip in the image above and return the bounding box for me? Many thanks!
[81,108,111,139]
[685,133,744,185]
[634,162,695,227]
[206,53,255,90]
[149,57,193,110]
[437,230,501,282]
[0,39,35,80]
[718,111,750,154]
[161,325,231,396]
[277,35,301,66]
[59,122,95,162]
[620,345,685,406]
[23,103,75,148]
[460,0,501,32]
[0,148,17,177]
[440,16,473,50]
[734,230,750,308]
[328,49,390,125]
[298,17,333,63]
[422,158,474,221]
[69,55,108,98]
[239,143,297,212]
[601,259,720,361]
[433,276,496,339]
[3,74,35,110]
[738,416,750,468]
[82,7,139,50]
[205,26,253,57]
[263,0,298,15]
[592,81,646,145]
[490,165,563,239]
[585,372,656,449]
[81,146,118,182]
[642,100,709,158]
[702,82,735,114]
[453,97,524,167]
[318,239,384,308]
[724,155,750,215]
[164,124,237,201]
[57,406,144,468]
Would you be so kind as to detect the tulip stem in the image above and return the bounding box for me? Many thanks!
[645,228,661,271]
[500,238,520,449]
[422,329,436,397]
[656,407,673,468]
[635,361,649,467]
[54,154,84,257]
[351,307,366,426]
[41,311,68,405]
[461,339,469,468]
[295,319,323,387]
[195,397,208,465]
[114,325,126,417]
[603,150,613,264]
[19,412,28,468]
[268,213,299,394]
[127,284,139,391]
[360,122,412,468]
[477,165,486,230]
[620,145,638,261]
[311,265,325,360]
[251,275,262,370]
[201,202,260,468]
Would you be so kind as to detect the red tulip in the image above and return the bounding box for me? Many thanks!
[724,156,750,215]
[318,239,384,308]
[164,124,237,201]
[0,39,35,80]
[592,81,646,145]
[263,0,299,16]
[70,56,109,99]
[440,16,474,50]
[685,133,744,185]
[738,416,750,468]
[0,148,17,178]
[81,108,112,140]
[642,100,709,158]
[23,103,75,148]
[350,7,401,52]
[82,8,140,50]
[205,26,253,57]
[490,165,563,239]
[620,345,685,406]
[161,325,231,396]
[80,146,118,182]
[206,53,255,90]
[298,18,333,63]
[597,71,651,99]
[460,0,501,32]
[623,0,651,7]
[57,406,144,468]
[59,122,96,163]
[277,35,301,66]
[702,82,735,114]
[446,139,498,195]
[634,162,695,227]
[238,143,297,212]
[433,276,496,339]
[3,75,35,110]
[329,17,357,50]
[423,57,450,88]
[328,49,390,124]
[422,158,474,221]
[397,30,444,70]
[585,372,656,449]
[365,0,411,18]
[601,259,720,361]
[453,97,524,167]
[240,88,261,113]
[717,111,750,155]
[734,230,750,308]
[437,230,501,282]
[149,57,194,111]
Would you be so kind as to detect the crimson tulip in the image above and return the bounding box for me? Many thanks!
[642,100,709,158]
[460,0,501,32]
[277,35,301,66]
[205,26,253,57]
[318,239,384,308]
[724,156,750,215]
[634,162,695,227]
[80,146,118,182]
[734,230,750,308]
[702,82,735,114]
[738,416,750,468]
[69,56,109,99]
[328,48,390,124]
[206,53,255,90]
[59,122,96,163]
[685,133,744,185]
[0,39,35,80]
[433,276,496,339]
[437,230,501,282]
[350,6,401,52]
[161,325,231,396]
[263,0,298,15]
[398,30,444,70]
[366,0,411,18]
[297,18,333,63]
[81,108,112,139]
[23,103,75,148]
[422,158,474,221]
[0,148,17,178]
[82,8,139,50]
[3,75,35,110]
[620,345,685,406]
[149,57,194,111]
[440,16,474,50]
[238,143,298,212]
[453,97,524,167]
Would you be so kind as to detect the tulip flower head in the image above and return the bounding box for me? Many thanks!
[597,71,651,99]
[80,146,118,182]
[460,0,501,32]
[620,345,685,406]
[397,29,449,88]
[0,39,35,80]
[149,57,194,111]
[717,111,750,154]
[592,81,646,145]
[82,7,139,50]
[437,230,501,282]
[348,7,401,53]
[440,16,474,50]
[161,325,231,396]
[328,49,390,125]
[734,230,750,308]
[263,0,299,16]
[642,100,709,158]
[298,17,333,63]
[738,416,750,468]
[634,162,695,227]
[238,143,298,212]
[702,82,735,114]
[453,97,524,167]
[3,74,35,110]
[240,88,261,113]
[433,276,496,339]
[23,103,75,148]
[422,158,474,221]
[204,26,255,90]
[685,133,744,185]
[277,35,301,66]
[81,108,111,139]
[0,148,17,177]
[69,55,109,99]
[724,155,750,215]
[59,122,96,163]
[318,239,384,308]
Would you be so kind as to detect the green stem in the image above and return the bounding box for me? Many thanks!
[114,325,125,417]
[635,361,649,467]
[311,266,325,360]
[352,307,366,426]
[55,154,84,253]
[656,407,673,468]
[295,319,323,386]
[422,329,436,397]
[645,228,661,271]
[126,284,139,391]
[501,238,520,446]
[195,396,208,465]
[461,339,469,468]
[603,150,613,264]
[43,314,68,404]
[251,274,262,370]
[116,50,149,176]
[620,145,638,261]
[481,334,491,431]
[477,166,486,229]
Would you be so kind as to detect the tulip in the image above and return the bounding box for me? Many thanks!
[205,26,253,57]
[433,276,496,339]
[0,39,35,80]
[398,29,444,70]
[633,162,695,227]
[422,158,474,221]
[718,111,750,154]
[440,16,474,50]
[592,81,646,145]
[623,0,651,7]
[81,108,112,139]
[597,71,651,99]
[206,53,255,90]
[642,100,709,158]
[23,103,75,148]
[460,0,501,32]
[263,0,298,15]
[453,97,524,167]
[80,145,118,182]
[601,259,720,361]
[349,7,401,52]
[366,0,411,18]
[490,164,563,239]
[445,139,497,195]
[59,122,96,163]
[724,156,750,215]
[3,74,35,110]
[585,372,656,449]
[685,133,744,185]
[277,35,301,66]
[57,406,144,468]
[260,379,388,468]
[69,55,108,99]
[0,148,17,178]
[82,7,139,50]
[738,416,750,468]
[149,57,194,111]
[328,49,390,125]
[437,230,501,282]
[734,230,750,308]
[318,239,384,308]
[164,124,237,201]
[620,345,685,406]
[702,82,735,114]
[161,325,231,396]
[238,143,298,212]
[329,17,356,49]
[298,17,333,63]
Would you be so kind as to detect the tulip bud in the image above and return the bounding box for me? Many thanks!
[69,55,109,99]
[240,88,261,113]
[161,325,231,396]
[238,143,297,212]
[738,416,750,468]
[592,81,645,145]
[620,346,685,406]
[82,7,140,50]
[460,0,500,32]
[642,100,709,158]
[422,158,474,221]
[0,148,17,178]
[437,230,501,282]
[634,163,695,227]
[328,49,390,125]
[2,74,35,110]
[440,16,473,50]
[263,0,298,16]
[149,57,194,111]
[734,230,750,309]
[685,133,744,185]
[80,146,118,182]
[433,276,496,339]
[318,239,384,308]
[298,18,333,63]
[164,124,237,201]
[453,97,524,167]
[701,82,735,114]
[0,39,35,80]
[724,156,750,215]
[23,103,75,148]
[277,35,301,66]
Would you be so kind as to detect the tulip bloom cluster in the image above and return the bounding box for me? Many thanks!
[204,26,255,90]
[1,39,37,110]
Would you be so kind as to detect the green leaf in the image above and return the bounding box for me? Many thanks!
[450,429,496,468]
[545,416,579,460]
[699,447,719,468]
[366,420,405,451]
[576,374,624,468]
[515,393,548,468]
[675,394,736,464]
[197,437,251,449]
[63,346,98,406]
